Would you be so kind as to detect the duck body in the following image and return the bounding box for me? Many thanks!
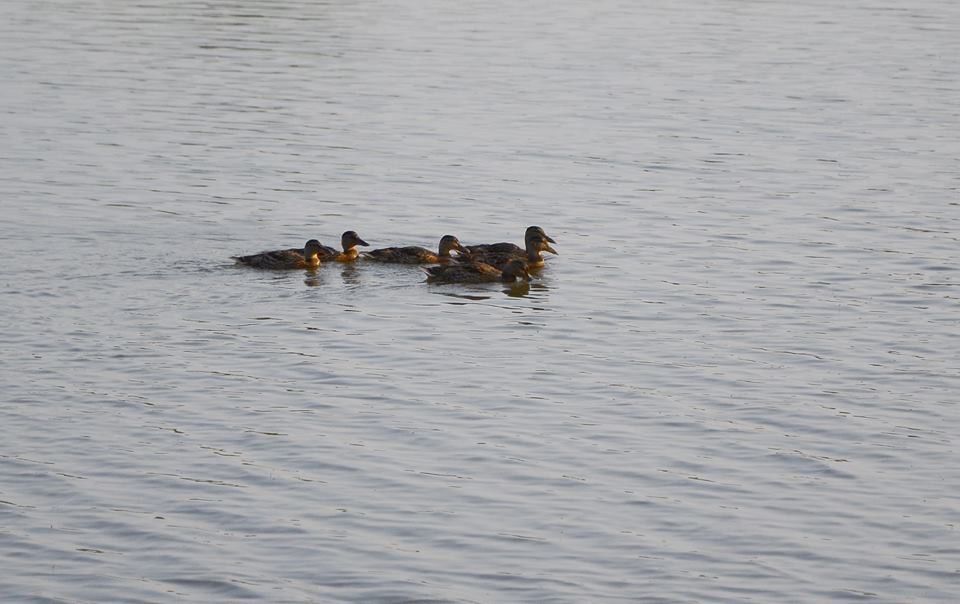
[465,241,523,255]
[317,230,369,262]
[365,235,467,264]
[234,239,323,270]
[365,245,442,264]
[425,258,530,284]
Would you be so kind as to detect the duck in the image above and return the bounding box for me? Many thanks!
[424,258,530,284]
[465,225,556,256]
[464,234,558,269]
[233,239,324,270]
[317,230,369,262]
[363,234,467,264]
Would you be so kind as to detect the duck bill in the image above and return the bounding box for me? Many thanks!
[544,234,556,243]
[356,237,369,247]
[543,243,558,255]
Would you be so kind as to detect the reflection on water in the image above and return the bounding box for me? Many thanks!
[434,291,493,302]
[302,269,324,287]
[503,281,531,298]
[427,277,547,301]
[2,0,959,602]
[337,263,363,287]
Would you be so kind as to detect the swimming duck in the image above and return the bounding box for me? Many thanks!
[465,225,556,256]
[464,234,558,269]
[424,258,530,284]
[233,239,324,270]
[364,235,467,264]
[317,230,369,262]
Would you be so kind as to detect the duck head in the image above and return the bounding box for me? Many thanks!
[341,230,369,250]
[525,225,556,244]
[438,234,467,256]
[527,234,558,256]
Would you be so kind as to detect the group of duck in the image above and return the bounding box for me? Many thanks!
[232,225,558,283]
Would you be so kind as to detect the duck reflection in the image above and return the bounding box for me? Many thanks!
[436,292,491,302]
[303,267,323,287]
[339,263,362,287]
[507,280,551,300]
[503,281,530,298]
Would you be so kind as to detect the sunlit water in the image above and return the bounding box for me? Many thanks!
[2,0,959,602]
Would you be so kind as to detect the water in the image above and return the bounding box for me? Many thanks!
[2,0,959,602]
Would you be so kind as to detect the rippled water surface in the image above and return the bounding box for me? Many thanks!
[2,1,959,602]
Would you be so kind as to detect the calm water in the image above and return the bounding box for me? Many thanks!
[2,0,959,602]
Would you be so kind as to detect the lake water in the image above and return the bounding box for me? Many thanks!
[2,0,959,602]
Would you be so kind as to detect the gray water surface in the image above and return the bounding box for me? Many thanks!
[2,1,959,602]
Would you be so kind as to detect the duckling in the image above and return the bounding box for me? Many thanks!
[317,230,369,262]
[464,234,558,269]
[364,234,467,264]
[465,225,556,256]
[425,258,530,284]
[233,239,324,270]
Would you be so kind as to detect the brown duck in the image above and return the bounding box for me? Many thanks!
[424,258,530,284]
[465,234,557,269]
[364,235,467,264]
[317,230,369,262]
[465,225,556,256]
[233,239,324,270]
